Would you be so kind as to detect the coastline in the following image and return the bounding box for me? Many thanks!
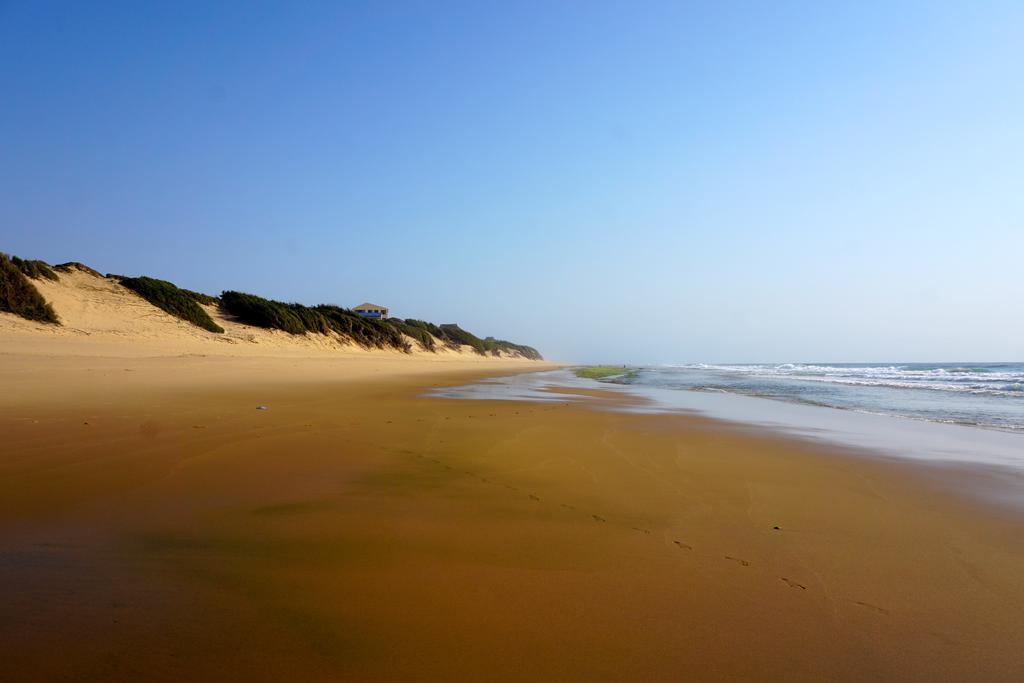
[2,353,1023,680]
[435,368,1024,513]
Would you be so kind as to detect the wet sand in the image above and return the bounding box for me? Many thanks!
[2,354,1023,680]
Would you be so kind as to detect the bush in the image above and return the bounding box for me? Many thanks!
[11,256,59,281]
[54,262,103,278]
[403,319,447,347]
[216,291,541,358]
[120,276,224,333]
[219,291,415,352]
[0,253,60,324]
[183,289,220,306]
[220,291,311,334]
[438,323,487,354]
[483,337,542,360]
[388,318,436,351]
[423,324,542,359]
[315,305,411,351]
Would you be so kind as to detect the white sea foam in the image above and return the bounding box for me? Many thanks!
[663,363,1024,398]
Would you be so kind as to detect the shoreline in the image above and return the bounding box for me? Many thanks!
[435,368,1024,504]
[2,352,1023,679]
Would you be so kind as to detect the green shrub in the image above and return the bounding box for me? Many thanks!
[437,323,488,354]
[314,305,411,352]
[385,321,541,358]
[120,276,224,333]
[388,318,436,351]
[220,291,310,334]
[54,262,103,277]
[183,289,220,306]
[0,253,60,324]
[406,319,455,351]
[483,337,542,360]
[11,256,59,281]
[219,292,415,352]
[215,291,540,358]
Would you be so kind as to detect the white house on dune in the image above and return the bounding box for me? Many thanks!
[353,303,388,319]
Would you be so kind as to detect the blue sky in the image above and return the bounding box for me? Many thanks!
[2,1,1022,362]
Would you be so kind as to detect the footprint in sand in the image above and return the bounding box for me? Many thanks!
[528,494,541,501]
[673,540,692,550]
[592,514,607,522]
[780,577,807,590]
[560,503,576,511]
[725,556,751,567]
[631,527,652,535]
[854,601,890,615]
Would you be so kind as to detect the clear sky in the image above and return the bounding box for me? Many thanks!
[2,1,1021,363]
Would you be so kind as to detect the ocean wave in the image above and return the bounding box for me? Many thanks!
[661,363,1024,399]
[772,375,1024,397]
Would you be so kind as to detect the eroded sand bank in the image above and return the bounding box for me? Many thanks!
[2,352,1023,681]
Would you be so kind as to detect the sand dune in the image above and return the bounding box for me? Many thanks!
[0,265,533,361]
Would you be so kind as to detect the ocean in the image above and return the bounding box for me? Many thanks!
[621,362,1024,432]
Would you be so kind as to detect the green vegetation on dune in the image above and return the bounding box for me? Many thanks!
[385,318,436,351]
[119,276,225,333]
[574,365,635,380]
[219,291,412,351]
[313,305,411,351]
[219,290,324,335]
[218,290,540,358]
[183,289,220,306]
[53,262,104,278]
[483,337,542,360]
[399,322,540,359]
[0,254,541,357]
[11,256,59,281]
[426,323,540,358]
[438,323,487,354]
[0,253,60,324]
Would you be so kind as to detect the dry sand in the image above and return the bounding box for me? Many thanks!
[2,344,1024,681]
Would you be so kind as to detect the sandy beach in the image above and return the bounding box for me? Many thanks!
[6,4,1021,678]
[2,346,1023,681]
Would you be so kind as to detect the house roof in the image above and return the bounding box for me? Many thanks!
[354,303,387,311]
